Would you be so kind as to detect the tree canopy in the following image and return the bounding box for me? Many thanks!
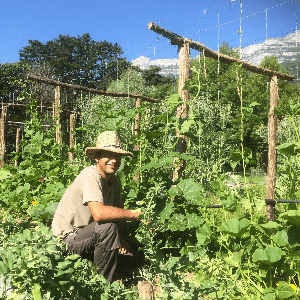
[19,33,131,90]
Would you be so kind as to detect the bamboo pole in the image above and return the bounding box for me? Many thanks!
[133,98,141,182]
[266,75,279,221]
[0,106,7,169]
[55,86,62,144]
[68,114,75,161]
[134,98,141,151]
[14,127,20,168]
[173,41,190,182]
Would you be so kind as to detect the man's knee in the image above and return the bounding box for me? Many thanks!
[95,222,118,235]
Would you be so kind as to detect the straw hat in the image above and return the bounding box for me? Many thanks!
[85,131,133,159]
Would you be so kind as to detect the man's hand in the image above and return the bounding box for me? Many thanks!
[130,209,144,220]
[119,239,130,254]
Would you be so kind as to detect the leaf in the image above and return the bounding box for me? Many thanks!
[217,218,251,237]
[168,214,186,231]
[186,213,204,229]
[23,228,33,240]
[176,178,203,205]
[57,260,73,270]
[279,210,300,226]
[0,169,11,180]
[196,223,212,245]
[32,284,43,300]
[167,94,181,109]
[252,246,285,264]
[276,143,300,156]
[224,250,244,267]
[159,202,174,220]
[179,119,196,134]
[276,281,296,299]
[45,201,59,216]
[272,230,289,247]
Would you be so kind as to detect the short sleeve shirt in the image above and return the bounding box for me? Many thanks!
[51,165,123,237]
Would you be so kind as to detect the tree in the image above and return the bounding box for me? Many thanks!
[0,62,29,103]
[19,33,131,90]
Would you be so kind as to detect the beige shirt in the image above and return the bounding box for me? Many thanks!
[51,165,123,237]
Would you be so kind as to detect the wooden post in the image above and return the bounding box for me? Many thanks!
[68,114,75,161]
[55,86,62,144]
[133,98,141,182]
[0,106,7,169]
[137,281,154,300]
[14,127,20,167]
[173,41,190,181]
[266,75,279,221]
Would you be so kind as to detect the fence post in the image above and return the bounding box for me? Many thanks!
[173,40,190,182]
[0,106,7,169]
[266,75,278,221]
[55,86,62,144]
[133,98,141,182]
[14,127,20,167]
[69,113,75,161]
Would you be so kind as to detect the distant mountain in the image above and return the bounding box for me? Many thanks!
[241,30,300,76]
[132,56,179,77]
[132,31,300,78]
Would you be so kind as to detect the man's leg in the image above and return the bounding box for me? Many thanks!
[64,222,122,282]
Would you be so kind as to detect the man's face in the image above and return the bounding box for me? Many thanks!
[96,150,122,179]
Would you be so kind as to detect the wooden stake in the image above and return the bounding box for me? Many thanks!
[68,114,75,161]
[173,41,190,182]
[137,281,154,300]
[266,75,279,221]
[14,127,20,167]
[0,106,7,169]
[133,98,141,182]
[55,86,62,144]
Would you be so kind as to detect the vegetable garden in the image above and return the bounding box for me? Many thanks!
[1,23,300,300]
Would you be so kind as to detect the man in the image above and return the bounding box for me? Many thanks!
[52,131,143,282]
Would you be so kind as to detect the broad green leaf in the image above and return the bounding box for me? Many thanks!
[0,169,11,180]
[167,94,181,109]
[279,210,300,226]
[224,250,244,267]
[186,213,204,229]
[159,202,174,220]
[177,178,203,205]
[263,293,275,300]
[32,284,43,300]
[196,223,212,245]
[180,119,196,134]
[168,213,186,231]
[276,143,300,156]
[168,185,182,198]
[252,246,285,264]
[45,201,59,216]
[276,281,296,299]
[217,218,251,237]
[272,230,289,247]
[23,228,33,240]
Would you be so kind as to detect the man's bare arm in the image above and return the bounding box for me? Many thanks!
[88,202,142,223]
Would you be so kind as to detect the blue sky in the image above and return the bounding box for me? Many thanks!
[1,0,299,64]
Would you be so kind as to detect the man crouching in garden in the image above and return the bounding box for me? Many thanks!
[52,131,143,282]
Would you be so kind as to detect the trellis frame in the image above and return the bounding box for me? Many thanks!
[0,75,159,170]
[148,21,295,221]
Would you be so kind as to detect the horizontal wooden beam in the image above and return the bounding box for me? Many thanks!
[148,22,295,81]
[26,74,159,103]
[1,103,78,114]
